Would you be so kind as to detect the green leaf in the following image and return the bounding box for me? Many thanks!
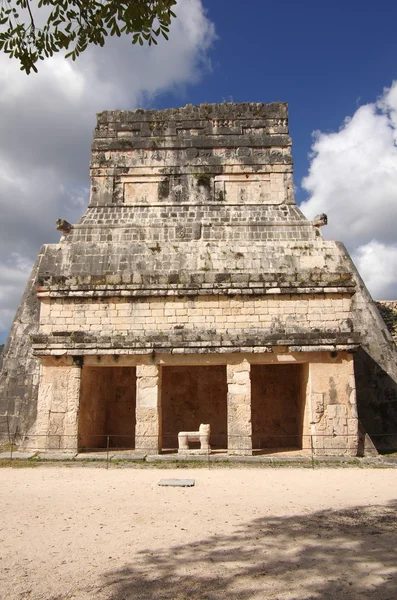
[1,0,177,73]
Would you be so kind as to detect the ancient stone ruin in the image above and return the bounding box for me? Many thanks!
[1,102,397,455]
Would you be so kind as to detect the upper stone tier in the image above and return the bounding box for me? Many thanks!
[89,102,295,207]
[38,103,354,297]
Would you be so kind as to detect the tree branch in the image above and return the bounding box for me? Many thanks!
[24,0,36,36]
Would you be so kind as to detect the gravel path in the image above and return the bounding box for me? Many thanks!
[0,466,396,599]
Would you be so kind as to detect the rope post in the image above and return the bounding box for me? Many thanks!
[10,431,16,461]
[310,434,315,470]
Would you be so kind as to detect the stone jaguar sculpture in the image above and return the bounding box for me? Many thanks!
[178,423,211,453]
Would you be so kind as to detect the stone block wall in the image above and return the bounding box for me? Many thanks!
[38,294,352,337]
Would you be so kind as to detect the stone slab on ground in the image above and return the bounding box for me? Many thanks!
[111,453,147,461]
[158,479,195,487]
[146,454,211,463]
[74,453,112,461]
[0,452,13,459]
[379,455,397,465]
[146,453,312,464]
[38,453,77,460]
[226,454,311,463]
[0,451,37,459]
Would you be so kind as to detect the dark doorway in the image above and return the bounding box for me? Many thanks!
[161,365,227,450]
[251,364,305,450]
[78,366,136,450]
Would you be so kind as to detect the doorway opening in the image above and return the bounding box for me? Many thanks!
[251,364,306,451]
[78,366,136,450]
[161,365,227,451]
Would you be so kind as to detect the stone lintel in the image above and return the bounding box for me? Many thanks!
[31,330,361,355]
[36,285,355,299]
[33,344,360,359]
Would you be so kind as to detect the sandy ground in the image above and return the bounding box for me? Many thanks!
[0,465,396,600]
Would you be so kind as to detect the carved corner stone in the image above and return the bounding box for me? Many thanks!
[312,213,328,227]
[56,219,72,233]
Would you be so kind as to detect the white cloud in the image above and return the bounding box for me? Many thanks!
[353,241,397,301]
[301,82,397,299]
[0,0,216,340]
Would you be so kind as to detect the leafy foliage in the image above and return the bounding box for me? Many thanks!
[0,0,177,74]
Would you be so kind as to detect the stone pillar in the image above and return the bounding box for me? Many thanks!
[29,359,81,451]
[135,364,162,454]
[309,353,359,456]
[347,366,360,456]
[62,362,82,451]
[227,359,252,455]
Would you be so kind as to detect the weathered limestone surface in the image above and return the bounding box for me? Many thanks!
[309,354,358,455]
[376,301,397,343]
[0,102,396,453]
[36,293,354,352]
[29,357,81,450]
[135,364,161,453]
[0,255,43,439]
[346,263,397,451]
[227,360,252,455]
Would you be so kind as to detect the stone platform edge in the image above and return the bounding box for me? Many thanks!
[0,452,396,467]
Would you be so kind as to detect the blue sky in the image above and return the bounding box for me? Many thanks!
[154,0,397,202]
[0,0,397,344]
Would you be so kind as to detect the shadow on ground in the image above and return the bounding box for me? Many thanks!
[82,501,397,600]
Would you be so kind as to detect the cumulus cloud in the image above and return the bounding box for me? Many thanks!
[0,0,215,341]
[301,82,397,299]
[353,241,397,301]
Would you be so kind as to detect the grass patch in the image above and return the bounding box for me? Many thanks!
[0,459,39,468]
[0,456,395,470]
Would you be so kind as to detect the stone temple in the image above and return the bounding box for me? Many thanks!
[1,102,397,456]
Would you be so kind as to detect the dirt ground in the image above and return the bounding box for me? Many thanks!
[0,465,396,600]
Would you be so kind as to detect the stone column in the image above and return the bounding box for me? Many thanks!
[30,359,81,452]
[227,359,252,455]
[62,362,82,451]
[309,354,358,456]
[135,364,162,454]
[347,364,360,456]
